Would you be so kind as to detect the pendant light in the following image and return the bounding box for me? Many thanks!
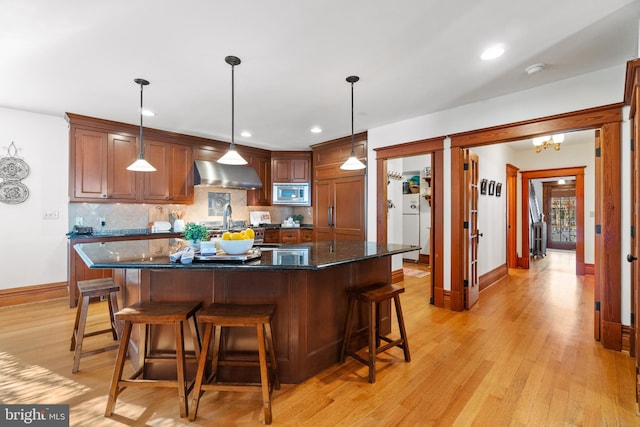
[340,75,366,170]
[127,78,156,172]
[218,55,248,165]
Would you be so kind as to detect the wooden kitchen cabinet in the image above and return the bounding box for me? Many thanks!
[272,152,311,183]
[301,228,313,242]
[312,133,366,241]
[71,128,138,201]
[246,152,272,206]
[314,176,365,241]
[264,229,280,243]
[142,140,193,203]
[280,229,300,244]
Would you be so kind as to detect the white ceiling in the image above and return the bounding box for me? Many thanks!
[1,0,639,151]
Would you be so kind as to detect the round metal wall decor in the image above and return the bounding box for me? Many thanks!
[0,156,29,180]
[0,142,30,205]
[0,181,29,204]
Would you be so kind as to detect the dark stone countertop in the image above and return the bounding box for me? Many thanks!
[74,239,418,271]
[68,229,182,240]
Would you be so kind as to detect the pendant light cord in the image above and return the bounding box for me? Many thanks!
[350,80,355,156]
[231,61,235,148]
[139,82,144,157]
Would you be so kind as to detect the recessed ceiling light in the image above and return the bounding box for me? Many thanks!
[141,109,155,117]
[311,127,322,133]
[481,44,505,61]
[240,130,252,137]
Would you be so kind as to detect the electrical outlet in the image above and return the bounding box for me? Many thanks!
[43,210,59,220]
[99,217,106,227]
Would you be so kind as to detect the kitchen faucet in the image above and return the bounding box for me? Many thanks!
[222,203,233,230]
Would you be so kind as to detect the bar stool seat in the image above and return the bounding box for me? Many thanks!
[70,278,120,373]
[340,282,411,383]
[189,303,280,424]
[104,301,202,419]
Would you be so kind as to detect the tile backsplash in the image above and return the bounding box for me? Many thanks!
[69,187,314,231]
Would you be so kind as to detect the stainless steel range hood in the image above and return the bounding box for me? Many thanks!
[194,160,263,189]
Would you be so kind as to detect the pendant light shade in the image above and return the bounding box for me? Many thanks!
[127,78,156,172]
[218,55,248,165]
[340,75,366,171]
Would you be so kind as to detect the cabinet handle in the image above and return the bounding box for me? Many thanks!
[101,193,107,198]
[328,206,333,226]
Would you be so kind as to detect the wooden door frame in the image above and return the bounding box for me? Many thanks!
[375,137,445,307]
[506,164,519,268]
[448,103,622,352]
[521,167,585,273]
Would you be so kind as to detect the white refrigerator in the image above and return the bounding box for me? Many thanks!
[402,194,420,261]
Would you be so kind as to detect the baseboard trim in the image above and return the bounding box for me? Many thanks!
[622,324,632,354]
[391,268,404,284]
[0,282,68,307]
[584,263,595,275]
[479,263,508,292]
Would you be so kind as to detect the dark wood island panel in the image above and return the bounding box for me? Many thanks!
[76,240,417,384]
[113,257,390,383]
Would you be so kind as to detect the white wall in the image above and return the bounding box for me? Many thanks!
[472,144,515,275]
[0,107,69,289]
[366,64,628,322]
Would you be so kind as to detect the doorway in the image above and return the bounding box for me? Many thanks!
[543,179,577,251]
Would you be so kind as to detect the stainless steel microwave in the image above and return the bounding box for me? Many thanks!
[272,183,310,206]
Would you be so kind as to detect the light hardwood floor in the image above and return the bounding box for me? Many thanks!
[0,251,637,426]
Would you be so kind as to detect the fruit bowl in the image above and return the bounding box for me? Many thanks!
[218,239,254,255]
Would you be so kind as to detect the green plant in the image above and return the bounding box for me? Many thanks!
[182,223,209,241]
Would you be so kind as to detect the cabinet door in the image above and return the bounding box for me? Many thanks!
[264,229,280,243]
[290,158,309,182]
[169,143,194,203]
[281,229,300,243]
[143,140,171,201]
[313,180,334,241]
[247,154,271,206]
[107,134,138,200]
[301,229,313,242]
[333,176,366,240]
[272,158,291,182]
[72,128,108,199]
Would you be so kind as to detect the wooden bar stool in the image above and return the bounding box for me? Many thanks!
[340,283,411,383]
[189,303,280,424]
[104,301,202,419]
[70,278,120,373]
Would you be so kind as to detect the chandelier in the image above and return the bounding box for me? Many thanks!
[532,134,564,153]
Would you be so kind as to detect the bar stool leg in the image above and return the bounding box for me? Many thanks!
[367,300,377,383]
[394,295,411,362]
[340,294,356,363]
[108,291,120,340]
[71,295,91,373]
[174,320,188,418]
[256,324,272,424]
[264,322,280,390]
[189,323,214,422]
[105,320,133,417]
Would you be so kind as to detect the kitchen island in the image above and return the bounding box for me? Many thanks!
[75,239,418,383]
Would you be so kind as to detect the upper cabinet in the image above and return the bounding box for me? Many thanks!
[142,140,193,203]
[272,152,311,183]
[68,113,201,204]
[237,146,272,206]
[71,128,138,202]
[311,132,367,180]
